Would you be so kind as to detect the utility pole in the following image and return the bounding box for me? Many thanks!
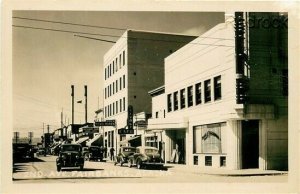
[47,124,50,133]
[71,85,74,126]
[43,123,45,147]
[84,85,87,124]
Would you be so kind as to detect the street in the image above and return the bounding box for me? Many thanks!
[13,155,287,183]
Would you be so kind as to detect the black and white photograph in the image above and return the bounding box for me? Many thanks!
[1,1,299,194]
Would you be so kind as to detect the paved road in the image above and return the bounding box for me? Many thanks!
[13,155,287,183]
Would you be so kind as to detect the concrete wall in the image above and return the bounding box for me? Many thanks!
[164,23,237,121]
[248,12,288,170]
[152,93,167,119]
[127,30,196,114]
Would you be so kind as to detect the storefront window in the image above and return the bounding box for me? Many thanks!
[193,123,225,154]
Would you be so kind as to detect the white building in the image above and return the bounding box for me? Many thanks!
[102,30,196,155]
[148,12,288,170]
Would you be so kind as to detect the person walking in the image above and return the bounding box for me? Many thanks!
[109,147,115,161]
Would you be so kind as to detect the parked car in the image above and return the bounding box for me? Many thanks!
[36,147,46,157]
[88,146,103,161]
[56,144,84,171]
[127,146,164,169]
[114,146,136,166]
[82,147,89,160]
[13,143,35,160]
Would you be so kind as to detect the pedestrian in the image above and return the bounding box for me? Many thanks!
[110,147,115,161]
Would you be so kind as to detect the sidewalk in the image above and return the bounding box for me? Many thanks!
[164,163,288,176]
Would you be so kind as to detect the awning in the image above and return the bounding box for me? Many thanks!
[86,134,102,147]
[119,135,141,147]
[74,136,89,144]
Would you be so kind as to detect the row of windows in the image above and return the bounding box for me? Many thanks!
[105,50,126,80]
[167,75,221,112]
[104,75,126,99]
[104,97,126,118]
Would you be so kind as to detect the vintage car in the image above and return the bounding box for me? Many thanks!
[56,144,84,171]
[127,146,164,169]
[88,146,103,161]
[114,146,136,166]
[82,147,89,160]
[36,147,46,157]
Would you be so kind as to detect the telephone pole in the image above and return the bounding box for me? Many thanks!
[84,85,88,124]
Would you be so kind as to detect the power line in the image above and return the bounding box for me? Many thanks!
[13,25,234,47]
[74,34,116,43]
[13,16,127,31]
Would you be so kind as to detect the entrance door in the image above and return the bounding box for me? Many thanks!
[176,138,185,164]
[242,120,259,169]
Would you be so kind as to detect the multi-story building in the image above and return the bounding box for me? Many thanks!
[102,30,197,156]
[148,12,288,170]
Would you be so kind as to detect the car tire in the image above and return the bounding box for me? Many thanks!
[57,165,61,172]
[128,159,132,168]
[136,160,143,169]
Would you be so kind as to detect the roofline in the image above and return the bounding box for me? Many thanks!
[148,85,165,96]
[127,29,198,38]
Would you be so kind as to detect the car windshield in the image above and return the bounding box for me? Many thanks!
[61,145,81,152]
[144,148,158,154]
[123,148,136,152]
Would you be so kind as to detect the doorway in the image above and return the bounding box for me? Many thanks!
[242,120,259,169]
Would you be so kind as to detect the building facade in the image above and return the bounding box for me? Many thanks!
[102,30,197,155]
[148,12,288,170]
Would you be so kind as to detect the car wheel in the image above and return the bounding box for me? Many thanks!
[136,160,143,169]
[57,165,61,172]
[128,159,132,168]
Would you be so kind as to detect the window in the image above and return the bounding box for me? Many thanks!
[109,104,111,117]
[105,88,107,99]
[116,58,118,72]
[113,82,115,95]
[119,77,122,90]
[180,89,186,109]
[123,50,125,66]
[195,82,202,105]
[110,84,112,96]
[282,69,288,96]
[116,101,118,114]
[120,99,122,112]
[187,86,193,107]
[113,102,115,115]
[193,123,224,154]
[155,112,159,118]
[116,80,118,93]
[220,156,226,167]
[112,61,115,74]
[167,94,172,112]
[109,64,112,77]
[214,76,221,100]
[194,156,198,165]
[105,106,107,118]
[123,97,125,111]
[205,156,212,166]
[123,75,125,88]
[204,79,211,102]
[105,68,107,80]
[173,91,178,111]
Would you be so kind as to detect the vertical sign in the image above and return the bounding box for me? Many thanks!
[127,105,133,130]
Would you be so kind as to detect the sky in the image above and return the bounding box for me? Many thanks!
[12,11,224,137]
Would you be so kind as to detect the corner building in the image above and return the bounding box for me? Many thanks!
[148,12,288,170]
[103,30,196,155]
